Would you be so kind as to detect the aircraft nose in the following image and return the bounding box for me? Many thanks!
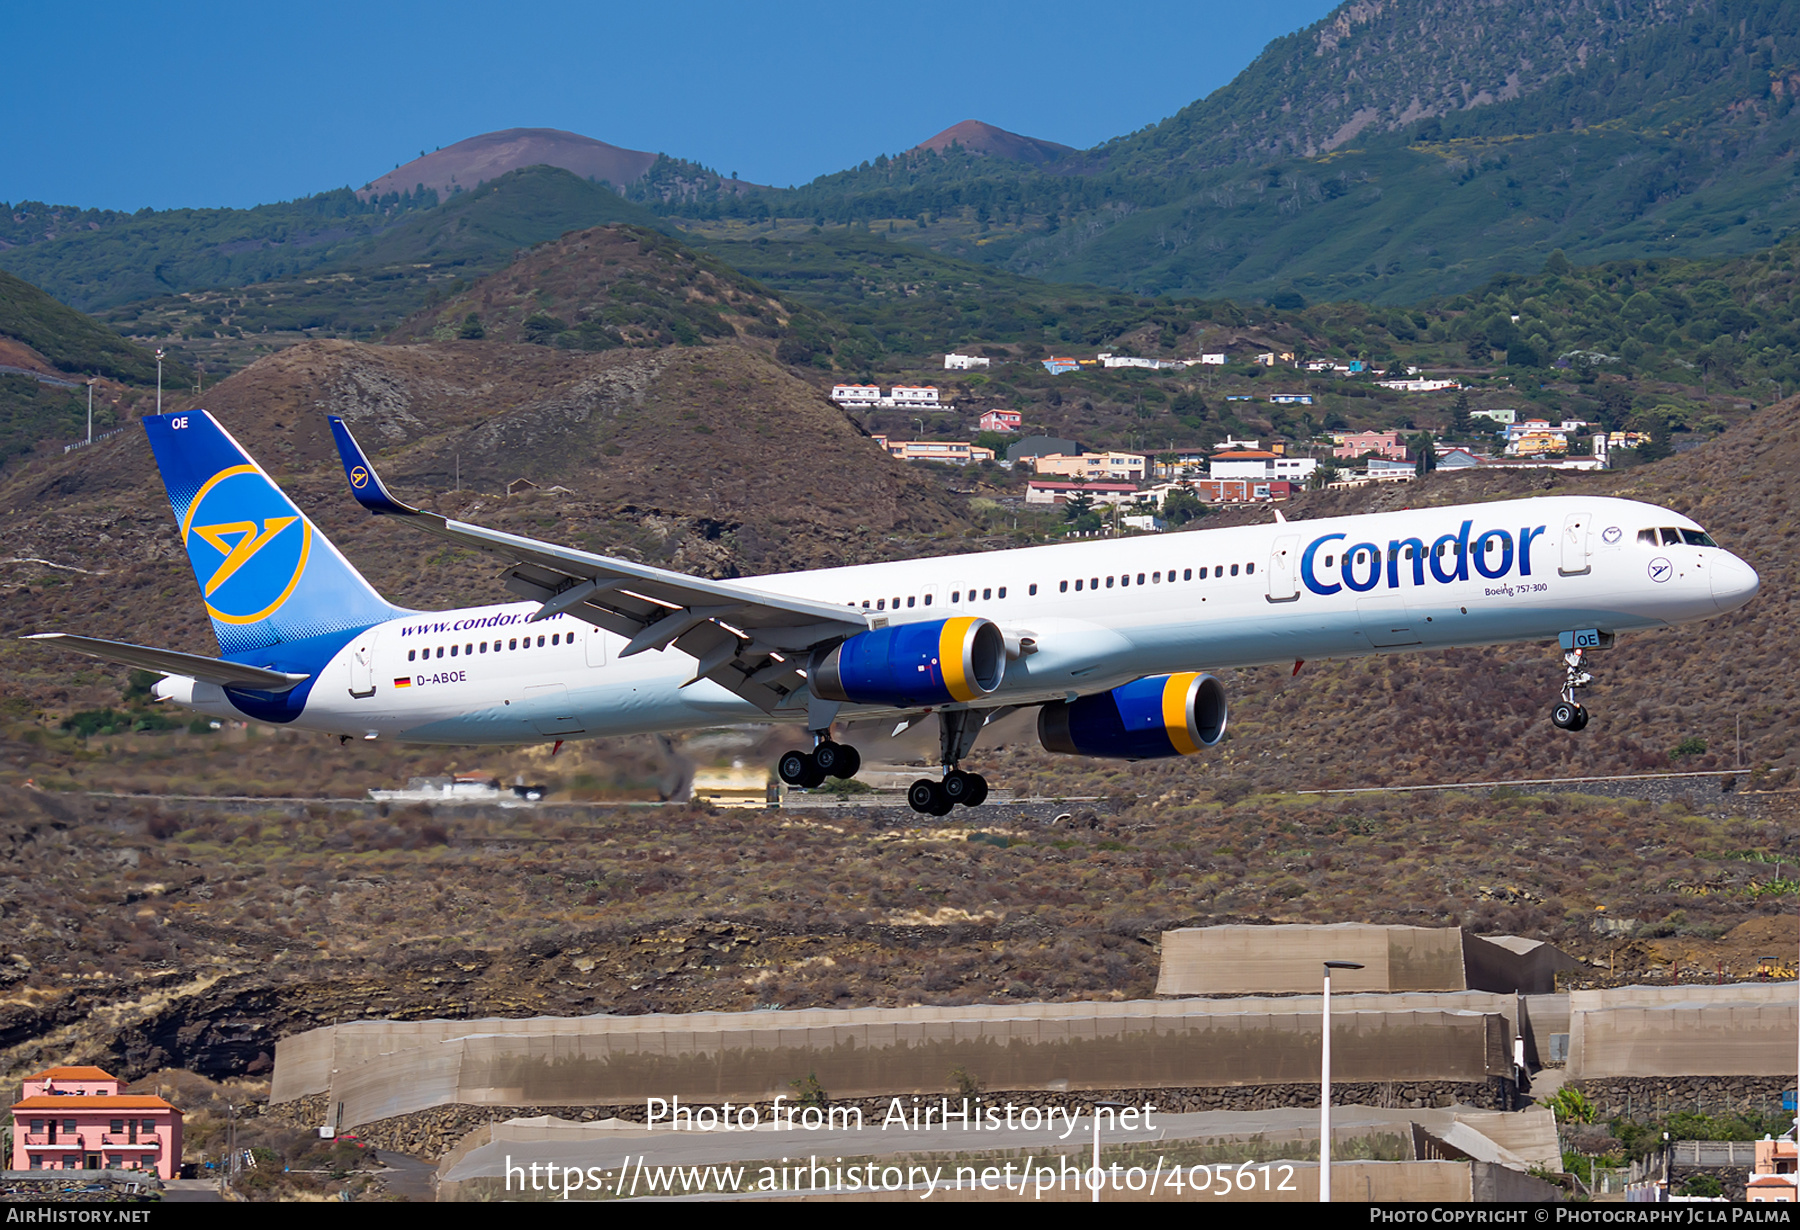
[1711,552,1760,613]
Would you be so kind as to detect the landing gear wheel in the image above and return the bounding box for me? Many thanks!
[812,741,860,780]
[1569,706,1589,732]
[1551,702,1580,731]
[908,778,952,816]
[778,749,819,787]
[962,774,989,808]
[941,769,975,806]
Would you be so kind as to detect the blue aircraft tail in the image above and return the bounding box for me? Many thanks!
[143,411,404,655]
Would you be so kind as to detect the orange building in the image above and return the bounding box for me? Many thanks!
[10,1065,183,1179]
[1749,1138,1799,1202]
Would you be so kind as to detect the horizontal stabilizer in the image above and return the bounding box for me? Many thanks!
[23,633,311,692]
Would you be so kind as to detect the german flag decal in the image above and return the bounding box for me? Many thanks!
[392,677,411,688]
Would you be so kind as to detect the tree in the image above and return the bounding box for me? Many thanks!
[1062,490,1095,522]
[1161,488,1208,526]
[1449,390,1473,440]
[1411,431,1438,476]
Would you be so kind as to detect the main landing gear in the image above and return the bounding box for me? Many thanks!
[1550,648,1592,732]
[777,735,861,790]
[906,708,994,817]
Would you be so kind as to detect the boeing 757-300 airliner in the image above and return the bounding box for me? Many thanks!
[27,411,1760,814]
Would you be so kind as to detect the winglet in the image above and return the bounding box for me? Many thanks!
[328,416,419,516]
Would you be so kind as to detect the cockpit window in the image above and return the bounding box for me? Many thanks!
[1659,527,1685,545]
[1680,529,1718,548]
[1637,529,1658,545]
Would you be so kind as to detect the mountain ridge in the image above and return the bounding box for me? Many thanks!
[360,128,661,200]
[912,120,1077,166]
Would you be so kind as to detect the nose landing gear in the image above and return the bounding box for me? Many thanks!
[1550,648,1592,731]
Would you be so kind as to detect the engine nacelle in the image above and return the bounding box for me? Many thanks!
[1037,672,1227,760]
[811,616,1005,707]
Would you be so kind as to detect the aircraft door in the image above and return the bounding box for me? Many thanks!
[585,625,607,668]
[1558,511,1592,576]
[1265,534,1300,602]
[348,631,377,699]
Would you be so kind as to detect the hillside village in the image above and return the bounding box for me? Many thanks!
[836,349,1659,530]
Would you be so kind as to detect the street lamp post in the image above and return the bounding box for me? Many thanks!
[86,378,94,444]
[1321,960,1365,1203]
[155,349,165,415]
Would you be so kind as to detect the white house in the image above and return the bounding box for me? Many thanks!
[830,384,882,407]
[944,353,991,370]
[1199,353,1227,366]
[1375,378,1460,392]
[1209,449,1319,483]
[830,384,944,409]
[890,385,941,408]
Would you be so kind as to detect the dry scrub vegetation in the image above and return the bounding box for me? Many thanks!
[1,772,1796,1085]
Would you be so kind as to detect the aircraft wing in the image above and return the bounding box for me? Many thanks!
[328,416,870,712]
[22,633,310,692]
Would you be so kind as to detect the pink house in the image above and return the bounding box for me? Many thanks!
[978,409,1023,433]
[1333,430,1408,460]
[11,1065,183,1178]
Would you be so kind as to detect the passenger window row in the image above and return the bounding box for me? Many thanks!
[407,632,570,662]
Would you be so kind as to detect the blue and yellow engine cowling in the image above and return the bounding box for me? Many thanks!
[811,617,1006,708]
[1037,672,1228,760]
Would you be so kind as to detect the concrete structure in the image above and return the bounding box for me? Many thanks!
[1199,352,1227,365]
[273,997,1510,1130]
[1156,925,1578,998]
[10,1067,182,1178]
[1565,983,1800,1080]
[1024,480,1140,507]
[437,1107,1560,1202]
[943,353,990,370]
[869,436,994,464]
[1469,408,1517,425]
[1032,451,1148,481]
[977,408,1022,433]
[1268,393,1314,405]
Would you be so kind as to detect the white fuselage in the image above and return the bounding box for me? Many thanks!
[162,495,1758,745]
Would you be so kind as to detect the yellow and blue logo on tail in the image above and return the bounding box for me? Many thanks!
[145,411,402,656]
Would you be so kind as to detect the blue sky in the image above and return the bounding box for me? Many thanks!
[8,0,1342,211]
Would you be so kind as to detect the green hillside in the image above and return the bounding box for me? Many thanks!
[78,170,669,373]
[667,0,1800,303]
[0,269,162,382]
[0,167,664,318]
[0,270,175,467]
